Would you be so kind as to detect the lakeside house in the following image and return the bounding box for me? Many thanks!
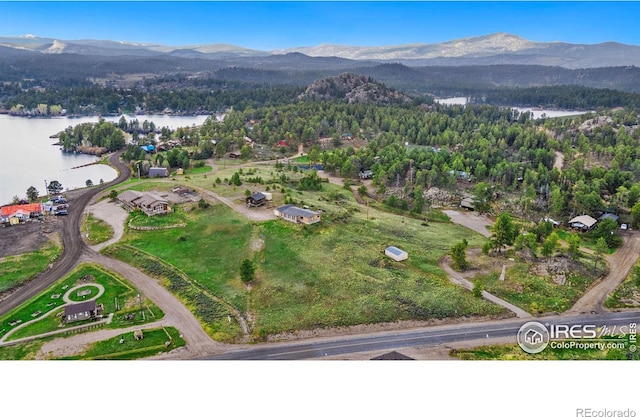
[0,203,44,223]
[274,204,321,225]
[118,190,169,216]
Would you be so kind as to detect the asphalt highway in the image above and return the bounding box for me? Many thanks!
[0,151,130,317]
[205,310,640,360]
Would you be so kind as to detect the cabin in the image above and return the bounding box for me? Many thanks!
[148,167,169,178]
[246,192,267,208]
[64,300,101,323]
[228,151,241,159]
[385,246,408,262]
[274,204,321,225]
[568,215,598,231]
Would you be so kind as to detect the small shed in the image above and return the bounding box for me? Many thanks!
[148,167,169,178]
[385,246,408,262]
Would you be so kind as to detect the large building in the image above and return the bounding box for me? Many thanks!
[274,204,321,225]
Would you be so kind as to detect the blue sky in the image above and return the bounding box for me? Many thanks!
[1,2,639,50]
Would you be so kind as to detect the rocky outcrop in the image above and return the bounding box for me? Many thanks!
[298,73,412,105]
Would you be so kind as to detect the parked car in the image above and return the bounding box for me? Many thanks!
[621,223,628,230]
[55,210,68,216]
[54,198,67,204]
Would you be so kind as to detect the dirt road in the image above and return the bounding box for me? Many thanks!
[442,209,493,237]
[568,231,640,314]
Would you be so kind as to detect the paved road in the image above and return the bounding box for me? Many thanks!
[205,310,640,360]
[0,151,130,317]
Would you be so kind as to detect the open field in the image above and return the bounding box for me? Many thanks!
[470,253,605,315]
[60,326,185,360]
[81,212,114,244]
[105,176,508,341]
[0,263,163,342]
[0,239,61,295]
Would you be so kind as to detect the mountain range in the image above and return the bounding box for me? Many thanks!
[2,33,640,69]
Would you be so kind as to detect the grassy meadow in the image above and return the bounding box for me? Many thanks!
[0,240,61,294]
[108,173,506,340]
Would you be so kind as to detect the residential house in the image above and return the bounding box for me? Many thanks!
[568,215,598,231]
[1,203,43,221]
[371,351,414,360]
[148,167,169,178]
[385,246,408,262]
[134,193,169,216]
[274,204,321,225]
[228,151,241,159]
[246,192,267,208]
[118,191,169,216]
[64,300,102,323]
[598,213,620,223]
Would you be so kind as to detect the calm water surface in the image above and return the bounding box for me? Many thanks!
[0,114,209,205]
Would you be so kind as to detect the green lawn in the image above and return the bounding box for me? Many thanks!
[60,327,185,360]
[128,209,188,228]
[106,183,506,341]
[0,263,163,342]
[82,213,114,244]
[0,240,61,294]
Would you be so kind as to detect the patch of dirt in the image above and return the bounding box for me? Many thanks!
[0,218,61,258]
[531,256,573,285]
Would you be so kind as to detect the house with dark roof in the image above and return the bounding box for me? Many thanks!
[371,351,414,360]
[246,192,267,208]
[64,300,100,323]
[274,204,321,225]
[598,213,620,223]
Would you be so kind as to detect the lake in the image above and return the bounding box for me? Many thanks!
[0,114,210,205]
[434,97,592,119]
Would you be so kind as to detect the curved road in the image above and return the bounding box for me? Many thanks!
[0,151,131,317]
